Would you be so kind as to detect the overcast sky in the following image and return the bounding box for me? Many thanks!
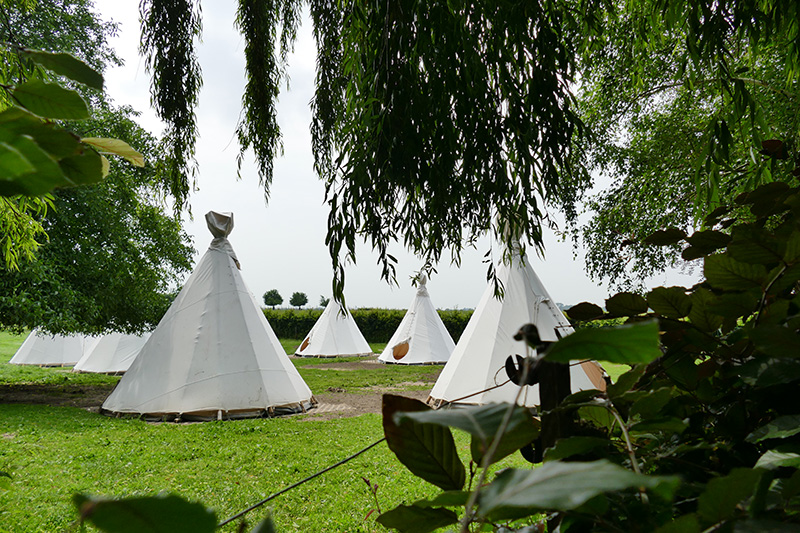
[92,1,698,310]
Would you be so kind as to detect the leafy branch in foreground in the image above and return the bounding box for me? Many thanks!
[378,180,800,531]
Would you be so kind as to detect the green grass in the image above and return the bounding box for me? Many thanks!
[0,331,630,532]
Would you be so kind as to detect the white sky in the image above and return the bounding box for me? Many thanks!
[92,1,698,309]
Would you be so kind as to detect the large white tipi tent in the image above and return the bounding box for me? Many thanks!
[102,211,316,420]
[428,243,607,408]
[73,332,151,374]
[10,330,97,367]
[295,298,372,357]
[378,275,455,364]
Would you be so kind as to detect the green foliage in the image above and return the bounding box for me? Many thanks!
[0,105,193,335]
[74,493,217,533]
[264,308,474,343]
[319,295,330,307]
[379,182,800,530]
[288,291,308,309]
[262,289,283,309]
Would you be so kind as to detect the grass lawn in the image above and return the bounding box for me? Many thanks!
[0,331,629,532]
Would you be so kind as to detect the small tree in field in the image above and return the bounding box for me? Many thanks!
[289,292,308,309]
[262,289,282,309]
[319,295,330,307]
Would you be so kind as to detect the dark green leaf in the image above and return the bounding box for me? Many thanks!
[382,394,465,490]
[566,302,604,321]
[755,444,800,470]
[746,415,800,443]
[728,226,784,265]
[578,405,616,431]
[644,228,686,246]
[73,493,217,533]
[706,291,759,319]
[0,134,68,196]
[739,358,800,387]
[682,246,710,261]
[59,148,104,186]
[704,254,768,291]
[376,505,458,533]
[750,326,800,358]
[630,387,673,418]
[647,287,691,318]
[412,491,470,509]
[0,142,36,178]
[397,403,539,464]
[23,49,104,90]
[685,230,731,251]
[697,468,763,525]
[544,320,661,365]
[13,79,90,120]
[605,292,648,317]
[688,288,724,332]
[607,364,646,398]
[478,460,679,518]
[543,437,609,462]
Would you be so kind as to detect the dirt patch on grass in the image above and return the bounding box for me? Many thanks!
[0,359,443,421]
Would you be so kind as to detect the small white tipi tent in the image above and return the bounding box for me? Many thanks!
[10,330,97,367]
[102,211,316,420]
[428,243,606,407]
[73,332,151,374]
[378,275,455,364]
[295,298,372,357]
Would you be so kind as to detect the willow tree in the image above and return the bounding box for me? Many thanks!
[138,0,800,299]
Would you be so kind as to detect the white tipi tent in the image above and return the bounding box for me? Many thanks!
[428,243,606,408]
[73,332,151,374]
[102,211,316,420]
[378,275,455,364]
[295,298,372,357]
[10,330,97,367]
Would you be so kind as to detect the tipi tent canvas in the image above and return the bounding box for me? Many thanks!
[428,244,606,407]
[295,298,372,357]
[73,332,151,374]
[102,211,316,420]
[10,330,97,367]
[378,275,455,364]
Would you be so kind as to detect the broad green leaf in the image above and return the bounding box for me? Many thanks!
[73,493,217,533]
[755,445,800,470]
[644,228,686,246]
[688,288,724,332]
[478,460,679,518]
[682,246,709,261]
[0,134,67,196]
[397,403,539,464]
[578,405,616,431]
[59,149,104,186]
[630,387,673,418]
[685,230,731,252]
[22,49,104,90]
[0,142,36,177]
[607,364,646,398]
[543,436,609,462]
[739,358,800,387]
[605,292,648,317]
[566,302,604,321]
[697,468,763,525]
[13,79,90,120]
[544,320,661,365]
[704,254,768,291]
[382,394,465,491]
[750,326,800,358]
[647,287,691,318]
[746,415,800,443]
[784,230,800,263]
[654,514,700,533]
[0,107,83,158]
[82,137,145,167]
[728,226,783,265]
[376,505,458,533]
[412,491,470,508]
[706,291,759,319]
